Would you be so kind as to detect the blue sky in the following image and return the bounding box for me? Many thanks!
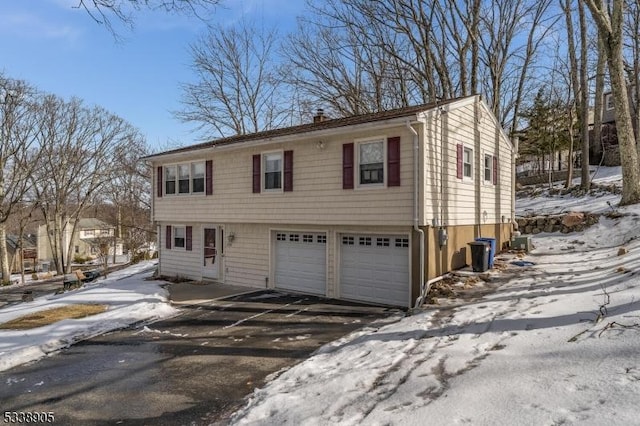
[0,0,305,151]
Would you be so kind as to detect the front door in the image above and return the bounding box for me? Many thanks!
[202,227,219,280]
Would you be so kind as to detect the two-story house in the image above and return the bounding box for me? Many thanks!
[37,218,123,270]
[595,85,639,165]
[145,95,515,308]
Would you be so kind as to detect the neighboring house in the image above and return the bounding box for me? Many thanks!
[145,95,515,308]
[6,234,37,273]
[593,85,639,166]
[37,218,123,270]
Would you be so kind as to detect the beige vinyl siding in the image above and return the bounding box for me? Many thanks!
[153,126,415,227]
[224,223,270,288]
[159,223,202,280]
[422,97,513,227]
[445,102,480,226]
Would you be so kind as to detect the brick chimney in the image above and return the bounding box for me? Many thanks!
[313,108,326,123]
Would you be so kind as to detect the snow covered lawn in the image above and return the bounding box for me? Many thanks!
[0,261,178,372]
[231,168,640,425]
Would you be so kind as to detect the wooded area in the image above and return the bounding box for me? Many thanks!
[3,0,640,283]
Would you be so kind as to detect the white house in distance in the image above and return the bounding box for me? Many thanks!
[37,218,123,270]
[145,95,515,308]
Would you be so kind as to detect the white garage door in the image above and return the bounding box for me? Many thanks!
[275,231,327,295]
[340,234,410,307]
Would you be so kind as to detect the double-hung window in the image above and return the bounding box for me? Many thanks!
[164,162,205,195]
[191,162,205,193]
[484,154,493,182]
[463,147,473,179]
[605,93,614,111]
[173,226,185,249]
[165,165,177,195]
[359,140,384,185]
[263,153,282,191]
[178,164,190,194]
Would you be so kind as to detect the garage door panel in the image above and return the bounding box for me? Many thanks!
[340,234,409,307]
[275,232,326,295]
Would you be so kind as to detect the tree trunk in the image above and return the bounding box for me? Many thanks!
[0,225,10,284]
[578,1,591,189]
[593,36,606,166]
[584,0,640,205]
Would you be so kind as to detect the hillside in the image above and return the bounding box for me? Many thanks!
[230,167,640,426]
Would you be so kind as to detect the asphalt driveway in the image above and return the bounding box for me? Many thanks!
[0,288,396,425]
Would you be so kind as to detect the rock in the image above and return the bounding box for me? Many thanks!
[618,247,628,256]
[532,227,541,234]
[562,212,585,227]
[536,218,545,227]
[543,225,554,233]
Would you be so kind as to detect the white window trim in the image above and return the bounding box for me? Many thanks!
[164,162,206,196]
[483,153,494,185]
[173,225,186,250]
[355,136,387,189]
[463,146,473,182]
[262,150,284,193]
[164,165,177,196]
[605,93,614,111]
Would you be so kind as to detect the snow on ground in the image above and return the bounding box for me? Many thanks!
[0,261,178,372]
[517,166,622,215]
[231,167,640,426]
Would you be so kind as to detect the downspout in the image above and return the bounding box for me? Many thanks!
[406,120,425,309]
[511,136,520,236]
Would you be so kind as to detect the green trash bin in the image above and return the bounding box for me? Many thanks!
[468,241,490,272]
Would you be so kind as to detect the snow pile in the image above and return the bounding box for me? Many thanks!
[231,167,640,425]
[0,261,178,372]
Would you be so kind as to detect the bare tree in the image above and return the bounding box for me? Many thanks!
[0,75,38,284]
[562,0,593,190]
[283,0,554,133]
[102,133,154,261]
[584,0,640,205]
[591,32,607,168]
[73,0,220,35]
[177,20,290,137]
[31,95,141,274]
[624,0,640,145]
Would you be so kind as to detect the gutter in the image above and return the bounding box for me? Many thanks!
[405,120,426,310]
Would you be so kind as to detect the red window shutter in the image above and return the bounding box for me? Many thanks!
[206,160,213,195]
[343,143,354,189]
[493,156,498,185]
[252,154,261,193]
[456,144,463,179]
[186,226,192,251]
[387,137,401,187]
[165,226,171,250]
[157,166,163,198]
[284,150,293,192]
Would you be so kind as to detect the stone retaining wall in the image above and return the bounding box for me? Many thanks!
[517,169,582,186]
[516,212,599,234]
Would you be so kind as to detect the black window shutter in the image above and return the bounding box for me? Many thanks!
[284,150,293,192]
[186,226,193,251]
[252,154,261,193]
[387,137,401,187]
[206,160,213,195]
[343,143,354,189]
[157,166,163,198]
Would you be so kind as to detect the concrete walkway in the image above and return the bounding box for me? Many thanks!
[167,281,264,304]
